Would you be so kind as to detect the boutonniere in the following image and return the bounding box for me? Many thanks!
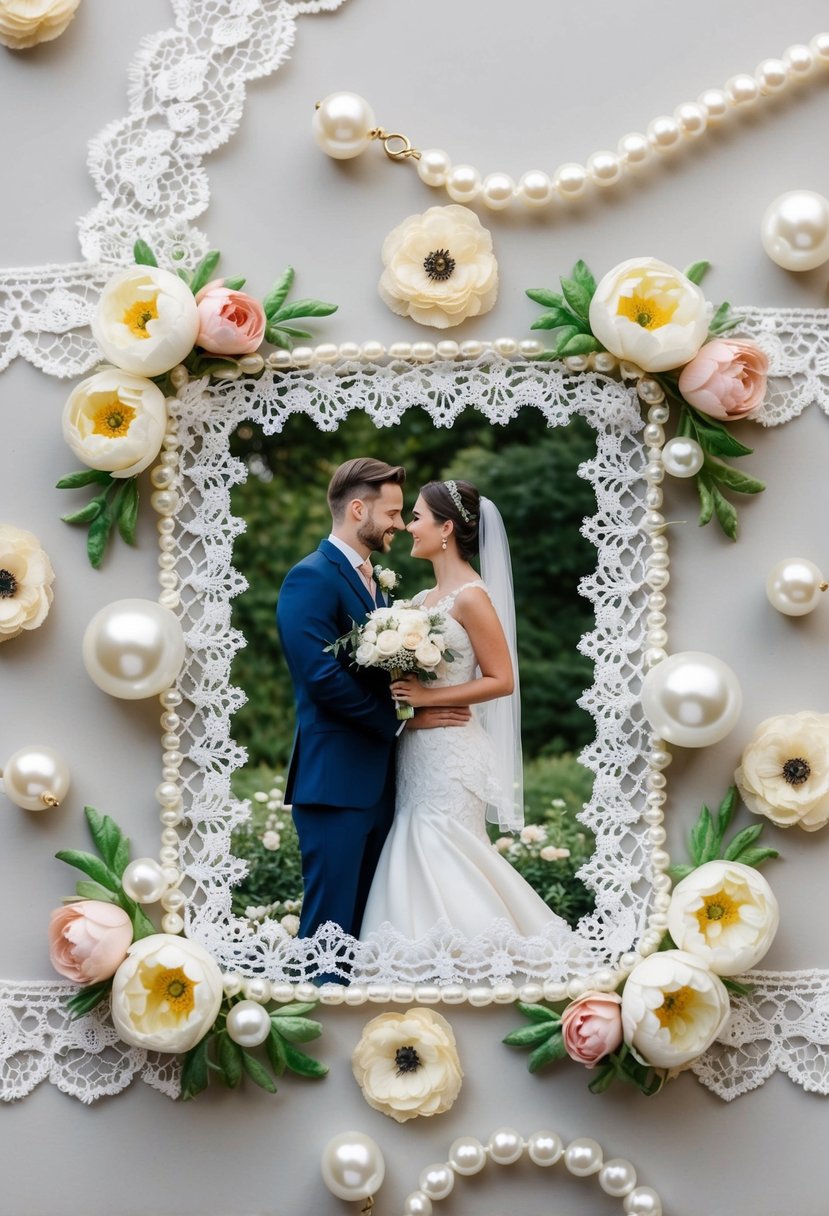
[373,564,400,595]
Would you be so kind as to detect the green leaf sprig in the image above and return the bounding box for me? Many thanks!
[55,807,157,1018]
[526,261,602,360]
[668,786,779,883]
[180,1000,328,1100]
[261,265,338,350]
[57,469,139,569]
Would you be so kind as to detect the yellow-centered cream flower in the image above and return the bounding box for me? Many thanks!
[110,934,223,1053]
[0,0,80,50]
[588,257,712,372]
[92,265,200,377]
[378,205,498,329]
[667,860,779,975]
[736,711,829,831]
[62,368,167,478]
[621,949,731,1069]
[352,1008,463,1122]
[0,524,54,642]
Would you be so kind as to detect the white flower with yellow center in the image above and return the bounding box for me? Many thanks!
[379,204,498,329]
[0,524,54,643]
[621,949,731,1069]
[667,860,779,976]
[352,1008,463,1122]
[736,710,829,831]
[62,368,168,478]
[588,257,712,372]
[0,0,80,50]
[110,934,224,1053]
[92,265,200,377]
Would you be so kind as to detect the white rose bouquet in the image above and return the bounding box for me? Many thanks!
[326,600,454,720]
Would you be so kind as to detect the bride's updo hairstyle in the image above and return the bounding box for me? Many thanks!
[420,479,480,560]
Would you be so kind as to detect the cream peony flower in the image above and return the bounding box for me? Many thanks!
[379,205,498,329]
[110,934,224,1053]
[62,368,167,478]
[667,860,779,975]
[0,0,80,50]
[352,1008,463,1122]
[375,629,403,656]
[92,265,200,377]
[588,257,712,372]
[736,711,829,831]
[0,524,54,642]
[621,950,731,1069]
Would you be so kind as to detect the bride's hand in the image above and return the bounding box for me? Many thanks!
[390,675,430,707]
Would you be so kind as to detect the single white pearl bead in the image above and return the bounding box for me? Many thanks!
[160,827,180,848]
[291,346,313,367]
[725,73,760,105]
[593,351,618,373]
[447,1137,487,1176]
[527,1130,563,1167]
[586,150,622,186]
[222,972,243,997]
[312,92,376,160]
[159,845,179,865]
[438,984,467,1004]
[761,190,829,271]
[543,981,568,1002]
[338,342,361,360]
[600,1158,638,1198]
[517,169,554,207]
[519,338,544,357]
[646,115,681,152]
[617,132,651,171]
[624,1185,663,1215]
[487,1127,524,1165]
[1,746,70,811]
[161,732,180,751]
[698,87,729,121]
[160,807,183,827]
[318,985,345,1005]
[643,422,665,446]
[493,337,519,357]
[367,985,392,1004]
[436,340,460,359]
[459,339,484,359]
[226,1000,271,1047]
[244,977,271,1003]
[414,984,440,1004]
[446,164,481,203]
[360,340,386,361]
[402,1191,433,1216]
[169,364,189,389]
[388,342,413,360]
[268,349,292,369]
[161,887,186,913]
[238,353,264,374]
[151,490,178,515]
[637,377,665,405]
[674,101,707,138]
[161,911,184,934]
[412,342,437,361]
[121,857,167,903]
[648,403,670,425]
[564,1138,603,1176]
[810,33,829,66]
[785,43,816,76]
[418,1164,454,1201]
[151,465,174,490]
[554,162,588,198]
[755,57,789,94]
[481,171,516,209]
[313,343,338,363]
[322,1133,385,1202]
[766,557,827,615]
[662,436,704,478]
[417,148,452,187]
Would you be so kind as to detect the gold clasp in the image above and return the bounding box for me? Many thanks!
[369,128,421,162]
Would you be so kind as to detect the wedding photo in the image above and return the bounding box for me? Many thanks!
[226,405,599,947]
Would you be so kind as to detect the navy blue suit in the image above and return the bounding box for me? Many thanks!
[276,540,398,941]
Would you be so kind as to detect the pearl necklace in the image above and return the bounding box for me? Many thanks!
[313,33,829,211]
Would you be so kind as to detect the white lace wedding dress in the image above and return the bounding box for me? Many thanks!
[360,583,567,940]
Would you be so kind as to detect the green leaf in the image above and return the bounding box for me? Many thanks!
[531,351,563,362]
[503,1022,560,1048]
[222,277,246,290]
[587,1061,617,1094]
[84,806,124,871]
[689,805,714,866]
[189,250,221,297]
[272,325,314,341]
[133,239,158,267]
[714,787,738,849]
[117,479,140,545]
[515,1001,560,1022]
[560,334,602,357]
[708,301,731,331]
[55,849,120,892]
[697,474,715,527]
[280,1040,329,1079]
[66,980,112,1019]
[530,307,581,331]
[263,267,295,318]
[176,268,191,284]
[723,823,766,861]
[527,1032,567,1072]
[684,260,710,285]
[126,902,157,941]
[264,326,291,348]
[690,411,754,459]
[704,460,765,496]
[86,494,118,569]
[271,1016,322,1044]
[723,977,753,998]
[266,1024,287,1077]
[75,880,121,903]
[56,469,113,489]
[217,1032,243,1087]
[269,298,338,323]
[525,287,565,309]
[270,1002,320,1018]
[111,836,131,878]
[667,864,695,882]
[180,1036,211,1100]
[571,259,597,296]
[559,277,592,321]
[712,485,738,541]
[548,326,580,356]
[730,846,779,868]
[241,1050,278,1092]
[61,500,104,526]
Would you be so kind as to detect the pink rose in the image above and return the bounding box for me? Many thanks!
[195,279,266,355]
[560,991,623,1068]
[677,338,768,421]
[49,901,133,985]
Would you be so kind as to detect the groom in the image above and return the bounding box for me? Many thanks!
[277,456,469,943]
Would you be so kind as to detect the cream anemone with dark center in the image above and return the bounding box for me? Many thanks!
[0,569,17,598]
[423,248,455,281]
[783,757,810,785]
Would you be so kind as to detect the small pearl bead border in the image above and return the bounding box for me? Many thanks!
[150,348,674,1003]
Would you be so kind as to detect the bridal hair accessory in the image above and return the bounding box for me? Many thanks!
[444,480,474,522]
[321,1126,665,1215]
[314,36,829,211]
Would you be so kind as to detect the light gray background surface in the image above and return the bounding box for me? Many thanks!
[2,1,829,1212]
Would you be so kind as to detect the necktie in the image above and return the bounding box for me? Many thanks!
[357,558,376,599]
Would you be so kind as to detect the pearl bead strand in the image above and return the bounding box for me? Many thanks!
[314,34,829,210]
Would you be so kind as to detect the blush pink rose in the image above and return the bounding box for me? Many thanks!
[677,338,769,421]
[49,901,133,985]
[560,991,623,1068]
[195,279,266,355]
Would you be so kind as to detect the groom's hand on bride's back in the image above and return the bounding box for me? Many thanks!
[408,706,472,730]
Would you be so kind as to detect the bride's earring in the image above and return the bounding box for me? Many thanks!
[441,538,448,550]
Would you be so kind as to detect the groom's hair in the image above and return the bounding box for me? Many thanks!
[327,457,406,521]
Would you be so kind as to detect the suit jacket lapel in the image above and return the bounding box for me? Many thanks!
[319,539,376,613]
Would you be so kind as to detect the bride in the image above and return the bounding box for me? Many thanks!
[360,478,565,940]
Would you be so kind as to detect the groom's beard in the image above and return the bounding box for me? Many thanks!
[357,520,396,554]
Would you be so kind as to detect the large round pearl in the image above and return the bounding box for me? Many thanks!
[517,169,554,206]
[418,1164,454,1200]
[402,1192,433,1216]
[661,436,704,478]
[226,1000,271,1047]
[564,1137,603,1176]
[312,92,376,160]
[624,1185,663,1215]
[766,557,828,615]
[321,1132,385,1202]
[761,190,829,271]
[527,1130,563,1166]
[600,1158,638,1197]
[1,747,70,811]
[641,651,742,748]
[121,857,167,904]
[447,1136,487,1176]
[487,1127,524,1165]
[82,599,185,700]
